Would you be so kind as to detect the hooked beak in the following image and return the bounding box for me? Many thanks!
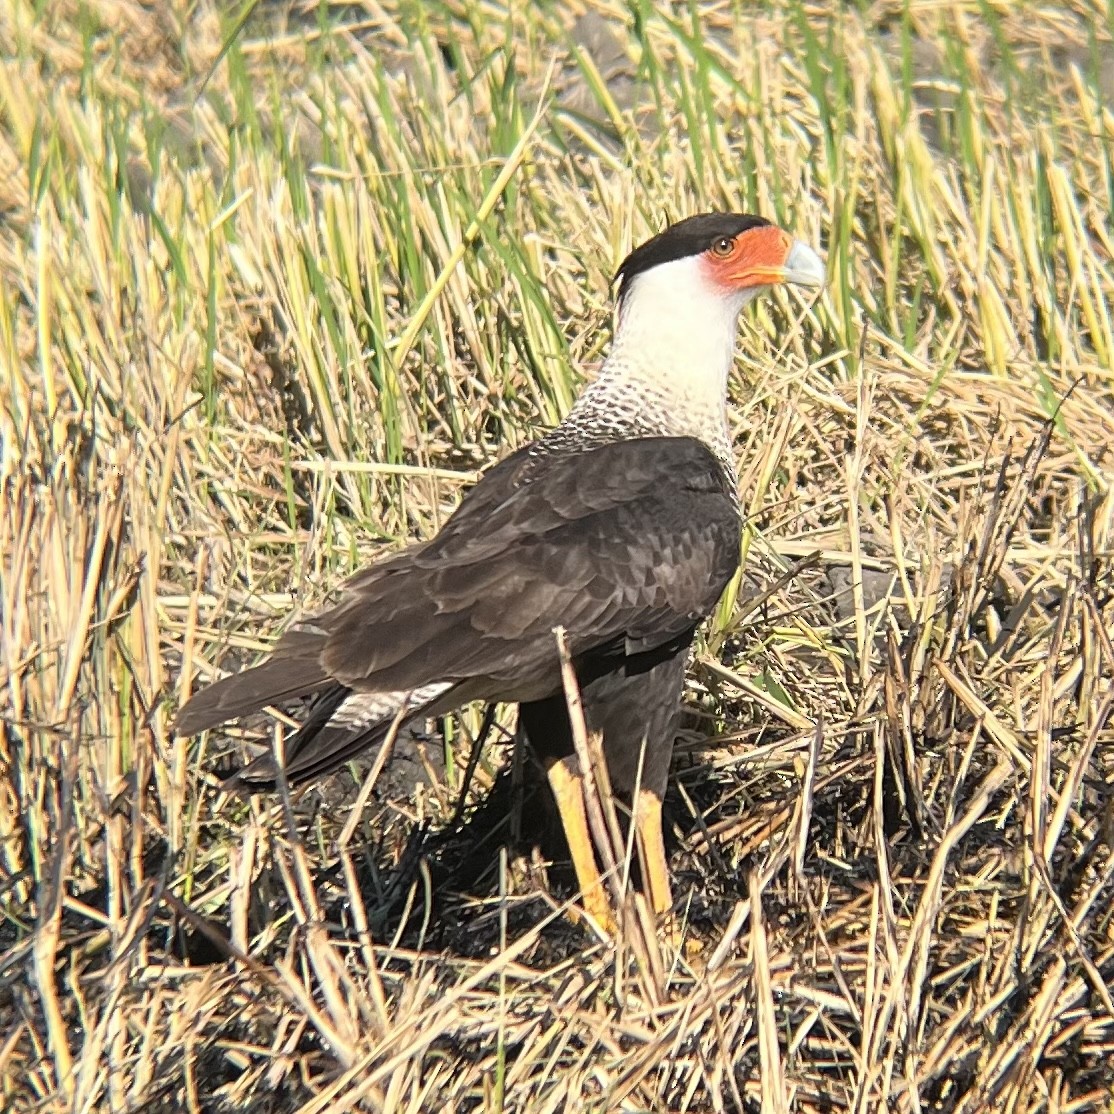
[780,239,826,288]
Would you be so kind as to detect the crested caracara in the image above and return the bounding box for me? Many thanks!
[176,213,825,935]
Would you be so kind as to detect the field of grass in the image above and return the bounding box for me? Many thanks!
[3,0,1114,1110]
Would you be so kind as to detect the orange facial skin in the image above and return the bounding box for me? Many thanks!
[701,226,794,292]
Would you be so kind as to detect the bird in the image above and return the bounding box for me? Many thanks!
[175,212,825,935]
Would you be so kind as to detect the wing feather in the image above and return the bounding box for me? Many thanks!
[318,437,739,689]
[176,436,740,777]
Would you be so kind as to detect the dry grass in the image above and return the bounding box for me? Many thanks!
[2,0,1114,1110]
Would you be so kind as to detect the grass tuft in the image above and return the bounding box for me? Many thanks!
[2,2,1113,1111]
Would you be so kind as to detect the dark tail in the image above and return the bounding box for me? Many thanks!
[175,627,331,736]
[176,626,456,792]
[223,686,447,790]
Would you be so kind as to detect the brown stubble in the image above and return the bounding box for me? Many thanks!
[3,1,1114,1111]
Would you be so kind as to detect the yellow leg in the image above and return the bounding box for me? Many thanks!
[634,787,672,918]
[545,757,615,935]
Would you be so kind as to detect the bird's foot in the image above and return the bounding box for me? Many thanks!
[572,891,617,940]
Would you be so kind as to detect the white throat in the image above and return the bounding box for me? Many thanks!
[564,254,760,472]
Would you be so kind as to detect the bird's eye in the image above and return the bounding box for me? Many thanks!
[710,237,735,258]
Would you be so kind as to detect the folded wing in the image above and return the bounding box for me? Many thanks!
[175,436,740,784]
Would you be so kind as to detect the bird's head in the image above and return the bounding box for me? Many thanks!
[566,212,825,468]
[615,213,825,313]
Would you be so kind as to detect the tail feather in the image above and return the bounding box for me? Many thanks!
[177,614,466,789]
[221,681,459,789]
[175,627,331,735]
[227,716,393,789]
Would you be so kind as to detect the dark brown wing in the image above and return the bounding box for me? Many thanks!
[317,436,740,689]
[175,436,740,777]
[174,626,333,735]
[172,451,540,737]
